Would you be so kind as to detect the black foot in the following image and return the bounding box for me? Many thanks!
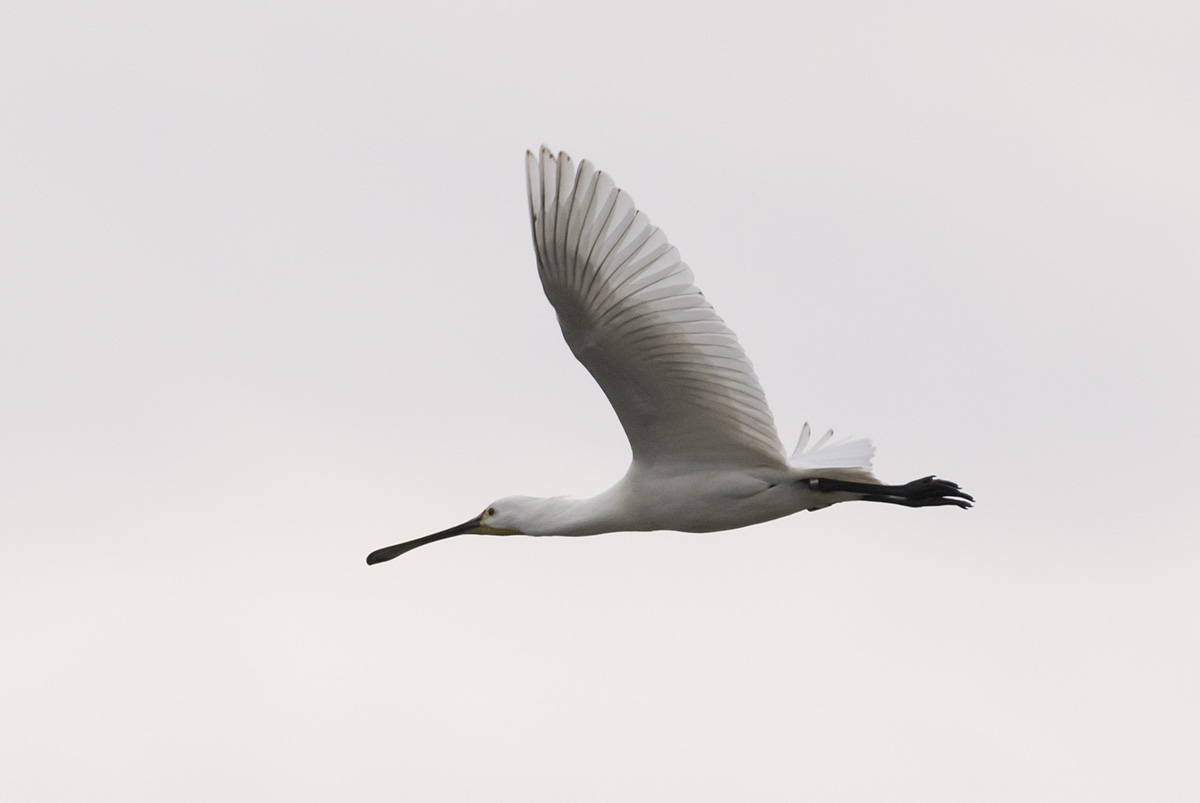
[808,475,973,509]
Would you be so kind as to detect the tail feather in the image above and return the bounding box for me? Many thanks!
[788,422,876,473]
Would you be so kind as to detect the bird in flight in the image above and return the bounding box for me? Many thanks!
[367,148,970,564]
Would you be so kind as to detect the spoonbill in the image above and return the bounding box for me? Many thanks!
[367,148,970,564]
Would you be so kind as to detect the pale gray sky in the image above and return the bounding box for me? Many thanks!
[3,1,1198,800]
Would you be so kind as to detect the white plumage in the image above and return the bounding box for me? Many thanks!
[528,147,785,470]
[367,148,969,564]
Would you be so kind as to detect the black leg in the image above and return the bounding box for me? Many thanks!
[805,475,973,509]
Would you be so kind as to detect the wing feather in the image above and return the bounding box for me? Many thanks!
[526,148,786,469]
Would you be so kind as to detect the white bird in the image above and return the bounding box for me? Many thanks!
[367,148,970,564]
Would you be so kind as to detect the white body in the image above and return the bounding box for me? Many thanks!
[496,464,859,538]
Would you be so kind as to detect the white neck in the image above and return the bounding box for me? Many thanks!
[516,484,635,537]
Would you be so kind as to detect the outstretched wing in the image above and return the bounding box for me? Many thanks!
[526,147,786,470]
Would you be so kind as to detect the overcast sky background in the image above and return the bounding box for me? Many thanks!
[3,1,1198,800]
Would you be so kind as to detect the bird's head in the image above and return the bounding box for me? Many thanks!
[473,496,537,535]
[365,496,532,565]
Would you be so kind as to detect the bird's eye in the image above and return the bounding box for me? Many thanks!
[487,507,496,517]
